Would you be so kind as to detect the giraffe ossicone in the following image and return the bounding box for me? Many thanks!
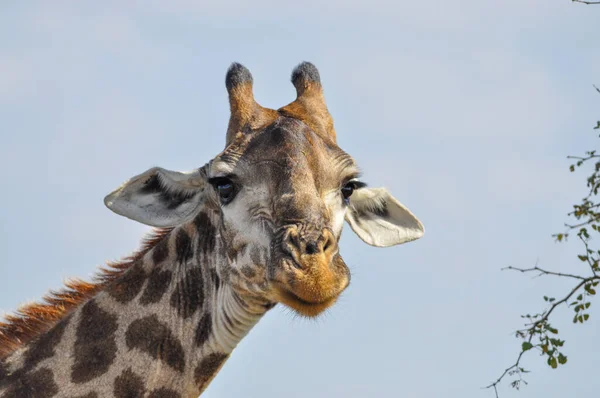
[0,62,424,397]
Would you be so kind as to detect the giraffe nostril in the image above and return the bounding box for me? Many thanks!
[322,229,336,256]
[305,241,319,255]
[322,238,331,253]
[282,226,337,259]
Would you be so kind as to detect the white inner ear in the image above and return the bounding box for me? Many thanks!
[345,187,424,247]
[104,167,207,227]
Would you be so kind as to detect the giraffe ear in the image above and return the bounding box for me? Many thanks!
[345,187,424,247]
[104,167,207,227]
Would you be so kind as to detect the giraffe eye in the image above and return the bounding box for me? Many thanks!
[341,183,354,200]
[209,177,237,205]
[341,180,365,203]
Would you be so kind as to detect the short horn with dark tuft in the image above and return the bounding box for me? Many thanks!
[279,62,336,143]
[291,62,321,95]
[225,62,277,146]
[225,62,253,91]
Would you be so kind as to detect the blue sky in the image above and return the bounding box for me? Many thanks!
[1,1,599,397]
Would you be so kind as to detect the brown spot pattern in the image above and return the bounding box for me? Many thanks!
[147,388,181,398]
[0,228,172,360]
[241,266,256,278]
[194,353,229,390]
[170,267,204,319]
[71,300,118,384]
[2,367,58,398]
[72,393,99,398]
[140,268,172,305]
[175,229,193,264]
[195,312,212,347]
[114,368,145,398]
[23,315,70,368]
[125,315,185,373]
[0,228,172,359]
[107,262,146,304]
[194,213,216,255]
[152,236,170,265]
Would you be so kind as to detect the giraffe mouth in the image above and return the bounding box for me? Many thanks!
[272,282,341,317]
[269,252,350,317]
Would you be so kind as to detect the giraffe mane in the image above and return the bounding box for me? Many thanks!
[0,227,173,360]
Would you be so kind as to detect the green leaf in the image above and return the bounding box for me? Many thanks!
[584,314,590,321]
[522,342,534,351]
[558,354,568,365]
[548,356,558,369]
[585,285,597,295]
[578,255,588,262]
[546,326,558,334]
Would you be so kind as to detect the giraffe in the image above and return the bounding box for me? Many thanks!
[0,62,424,398]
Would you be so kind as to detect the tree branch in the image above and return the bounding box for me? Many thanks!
[485,270,600,395]
[503,265,587,280]
[489,82,600,396]
[578,235,599,275]
[485,350,528,397]
[572,0,600,4]
[519,278,595,328]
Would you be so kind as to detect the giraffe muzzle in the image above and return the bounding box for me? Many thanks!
[273,226,349,317]
[281,226,337,267]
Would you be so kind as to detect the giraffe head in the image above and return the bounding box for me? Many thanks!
[104,62,424,317]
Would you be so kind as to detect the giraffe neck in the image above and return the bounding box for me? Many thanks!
[0,212,271,398]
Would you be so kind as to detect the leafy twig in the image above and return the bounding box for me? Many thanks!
[486,267,600,395]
